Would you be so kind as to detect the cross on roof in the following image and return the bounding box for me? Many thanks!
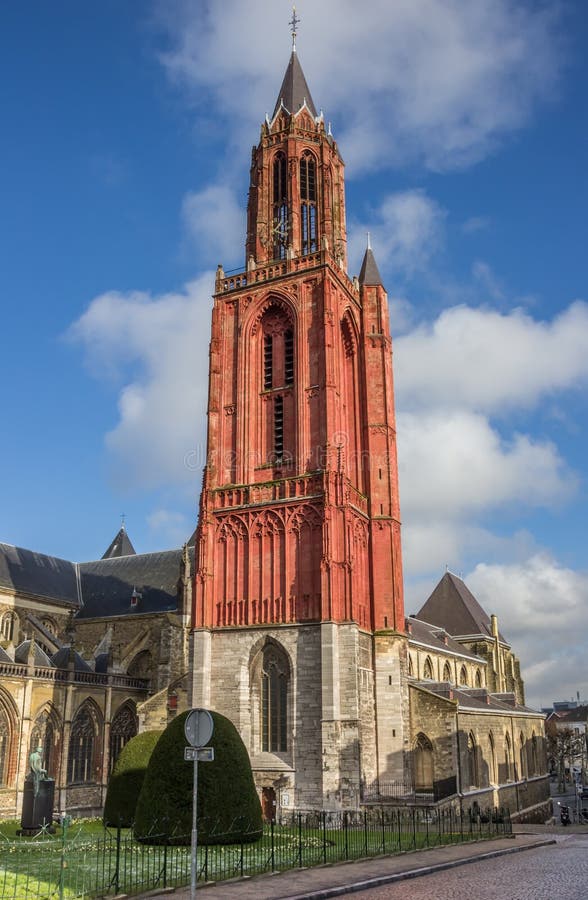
[289,6,300,50]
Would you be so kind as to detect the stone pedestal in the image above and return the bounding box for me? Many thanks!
[18,776,55,835]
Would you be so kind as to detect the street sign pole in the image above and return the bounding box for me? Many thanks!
[191,755,198,899]
[183,709,214,900]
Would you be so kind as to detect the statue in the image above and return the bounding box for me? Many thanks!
[29,744,47,796]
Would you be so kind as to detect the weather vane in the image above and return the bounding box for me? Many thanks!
[289,6,300,50]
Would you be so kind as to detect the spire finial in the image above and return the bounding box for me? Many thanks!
[366,231,372,250]
[121,513,126,531]
[289,6,300,51]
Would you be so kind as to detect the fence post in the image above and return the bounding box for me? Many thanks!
[412,807,416,849]
[271,818,275,872]
[397,808,402,851]
[425,807,430,847]
[381,807,386,855]
[322,811,327,865]
[114,825,121,894]
[344,811,349,860]
[298,813,303,868]
[364,809,368,857]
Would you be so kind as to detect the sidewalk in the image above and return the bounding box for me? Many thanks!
[139,834,554,900]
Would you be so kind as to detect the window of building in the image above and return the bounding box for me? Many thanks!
[459,665,468,686]
[109,703,138,773]
[488,732,497,784]
[300,153,317,254]
[467,733,479,788]
[0,707,9,786]
[442,661,452,683]
[505,732,512,781]
[273,395,284,460]
[67,705,99,784]
[414,733,434,791]
[284,329,294,385]
[423,656,434,680]
[519,732,527,779]
[475,668,482,688]
[0,612,17,643]
[272,152,288,259]
[260,645,289,752]
[30,710,56,778]
[264,334,273,389]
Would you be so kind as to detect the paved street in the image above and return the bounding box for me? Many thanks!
[349,833,588,899]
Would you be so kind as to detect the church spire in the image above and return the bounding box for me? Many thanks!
[359,239,384,286]
[272,8,317,119]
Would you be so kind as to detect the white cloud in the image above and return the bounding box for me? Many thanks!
[466,556,588,707]
[348,190,444,278]
[153,0,563,171]
[182,184,246,268]
[68,275,212,491]
[398,410,576,520]
[147,508,193,548]
[395,301,588,415]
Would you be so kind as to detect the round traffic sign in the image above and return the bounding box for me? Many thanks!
[184,708,214,748]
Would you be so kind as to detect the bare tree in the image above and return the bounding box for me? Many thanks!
[546,722,585,792]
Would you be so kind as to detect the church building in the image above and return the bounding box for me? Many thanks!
[0,40,550,825]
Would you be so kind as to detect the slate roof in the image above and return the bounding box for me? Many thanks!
[412,681,538,715]
[415,572,506,642]
[358,247,383,286]
[0,543,79,605]
[51,647,93,672]
[272,50,318,119]
[77,548,193,619]
[101,527,136,559]
[406,616,482,662]
[14,640,54,667]
[0,646,11,663]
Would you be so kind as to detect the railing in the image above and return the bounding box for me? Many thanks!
[361,776,458,804]
[213,471,324,510]
[0,806,511,899]
[0,662,149,692]
[216,250,357,295]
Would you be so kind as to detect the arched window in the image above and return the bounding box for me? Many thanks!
[531,732,538,776]
[251,642,290,754]
[519,732,527,779]
[300,152,317,254]
[272,152,288,259]
[30,709,58,779]
[0,706,10,786]
[504,732,512,782]
[459,665,468,686]
[475,668,482,688]
[442,661,452,683]
[340,314,362,489]
[423,656,434,680]
[109,702,138,772]
[67,704,100,784]
[467,733,479,788]
[414,733,434,792]
[408,655,414,677]
[259,306,295,465]
[488,732,497,785]
[0,612,17,642]
[40,617,57,635]
[262,648,288,752]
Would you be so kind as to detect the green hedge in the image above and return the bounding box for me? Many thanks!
[103,730,163,827]
[134,710,262,845]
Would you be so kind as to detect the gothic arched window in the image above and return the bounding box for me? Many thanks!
[300,152,317,254]
[414,733,434,792]
[505,732,512,781]
[1,611,17,642]
[30,709,58,779]
[259,306,295,465]
[475,668,482,688]
[272,152,288,259]
[519,732,527,779]
[0,706,10,786]
[467,733,479,788]
[488,732,497,784]
[442,661,452,683]
[260,644,289,753]
[67,704,100,784]
[459,665,468,686]
[110,702,138,772]
[423,656,434,680]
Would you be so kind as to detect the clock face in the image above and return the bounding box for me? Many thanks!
[272,218,289,243]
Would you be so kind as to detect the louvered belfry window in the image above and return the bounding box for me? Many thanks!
[273,152,288,259]
[300,152,317,254]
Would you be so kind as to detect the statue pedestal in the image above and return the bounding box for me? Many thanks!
[18,776,56,835]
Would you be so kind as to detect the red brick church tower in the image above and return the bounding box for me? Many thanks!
[191,30,408,811]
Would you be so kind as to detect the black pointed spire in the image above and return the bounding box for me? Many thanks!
[272,50,318,120]
[359,241,384,286]
[101,526,136,560]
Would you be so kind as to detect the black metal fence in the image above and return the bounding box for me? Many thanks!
[0,806,511,899]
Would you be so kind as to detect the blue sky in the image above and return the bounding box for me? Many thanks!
[1,1,587,708]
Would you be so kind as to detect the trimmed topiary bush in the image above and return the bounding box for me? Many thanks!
[134,710,262,845]
[103,730,163,827]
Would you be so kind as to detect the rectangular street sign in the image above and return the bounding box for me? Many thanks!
[184,746,215,762]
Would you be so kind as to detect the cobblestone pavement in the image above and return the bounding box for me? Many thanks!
[349,833,588,899]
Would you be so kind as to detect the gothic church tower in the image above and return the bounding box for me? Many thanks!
[191,36,408,811]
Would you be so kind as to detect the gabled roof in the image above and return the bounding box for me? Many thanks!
[0,542,79,605]
[101,527,136,559]
[51,646,92,672]
[14,640,53,667]
[77,547,194,619]
[415,571,506,642]
[272,50,317,119]
[406,616,482,662]
[359,247,383,286]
